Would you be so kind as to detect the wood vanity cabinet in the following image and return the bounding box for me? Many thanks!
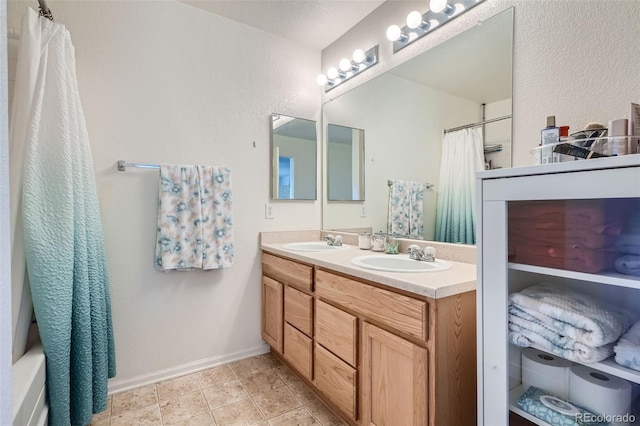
[261,252,314,379]
[261,251,476,426]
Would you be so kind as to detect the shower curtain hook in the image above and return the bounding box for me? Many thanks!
[37,0,54,22]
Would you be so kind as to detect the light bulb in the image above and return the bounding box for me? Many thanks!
[339,58,352,72]
[406,11,423,29]
[453,4,466,15]
[386,25,403,42]
[352,49,366,64]
[316,74,328,86]
[429,0,449,13]
[327,67,339,80]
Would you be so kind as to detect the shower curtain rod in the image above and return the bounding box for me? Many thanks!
[117,161,160,171]
[387,180,434,189]
[38,0,54,21]
[443,114,512,134]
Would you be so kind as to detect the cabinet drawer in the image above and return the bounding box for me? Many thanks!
[262,252,313,292]
[284,322,312,380]
[285,286,313,337]
[314,343,357,420]
[316,270,428,341]
[316,300,357,367]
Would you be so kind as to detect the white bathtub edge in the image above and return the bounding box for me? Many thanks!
[12,343,47,426]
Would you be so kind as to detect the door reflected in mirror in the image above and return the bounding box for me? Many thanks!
[271,114,317,200]
[327,124,365,201]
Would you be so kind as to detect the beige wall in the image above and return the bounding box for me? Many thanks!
[322,0,640,167]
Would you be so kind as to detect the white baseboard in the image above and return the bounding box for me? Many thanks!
[107,343,270,395]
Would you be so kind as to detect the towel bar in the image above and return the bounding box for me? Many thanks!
[117,161,160,171]
[387,180,434,189]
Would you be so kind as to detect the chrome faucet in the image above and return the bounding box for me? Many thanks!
[324,234,343,246]
[408,244,436,262]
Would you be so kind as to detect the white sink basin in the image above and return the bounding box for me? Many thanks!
[282,242,348,252]
[351,254,452,273]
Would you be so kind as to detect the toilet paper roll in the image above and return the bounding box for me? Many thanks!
[569,365,632,424]
[522,348,572,400]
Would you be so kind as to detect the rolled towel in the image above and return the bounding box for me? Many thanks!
[614,255,640,277]
[614,321,640,371]
[615,210,640,255]
[616,233,640,256]
[623,211,640,232]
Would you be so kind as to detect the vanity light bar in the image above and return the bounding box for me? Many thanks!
[317,45,379,92]
[387,0,486,53]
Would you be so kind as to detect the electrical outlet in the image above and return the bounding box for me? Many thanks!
[265,203,274,219]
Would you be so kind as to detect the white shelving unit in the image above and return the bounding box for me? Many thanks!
[508,262,640,289]
[477,155,640,426]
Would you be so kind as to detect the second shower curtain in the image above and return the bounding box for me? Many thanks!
[435,127,484,245]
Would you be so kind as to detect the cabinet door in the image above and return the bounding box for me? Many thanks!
[361,322,428,426]
[262,276,283,354]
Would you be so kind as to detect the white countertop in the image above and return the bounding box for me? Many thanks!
[260,242,476,299]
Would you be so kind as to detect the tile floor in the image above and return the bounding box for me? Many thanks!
[90,352,346,426]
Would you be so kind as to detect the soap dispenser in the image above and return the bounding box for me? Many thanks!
[541,115,560,164]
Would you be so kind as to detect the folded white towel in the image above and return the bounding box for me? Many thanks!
[509,317,614,363]
[509,283,637,348]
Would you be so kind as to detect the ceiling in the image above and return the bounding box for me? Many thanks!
[389,8,513,104]
[273,114,317,140]
[181,1,512,105]
[182,0,386,50]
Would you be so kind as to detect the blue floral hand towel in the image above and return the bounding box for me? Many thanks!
[387,180,424,238]
[155,164,233,271]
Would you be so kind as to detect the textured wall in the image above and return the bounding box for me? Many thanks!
[7,0,320,391]
[322,0,640,167]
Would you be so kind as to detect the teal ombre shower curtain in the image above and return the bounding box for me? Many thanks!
[435,127,484,244]
[10,9,115,425]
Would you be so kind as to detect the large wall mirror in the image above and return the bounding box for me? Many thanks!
[271,113,317,200]
[327,124,365,201]
[322,7,513,241]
